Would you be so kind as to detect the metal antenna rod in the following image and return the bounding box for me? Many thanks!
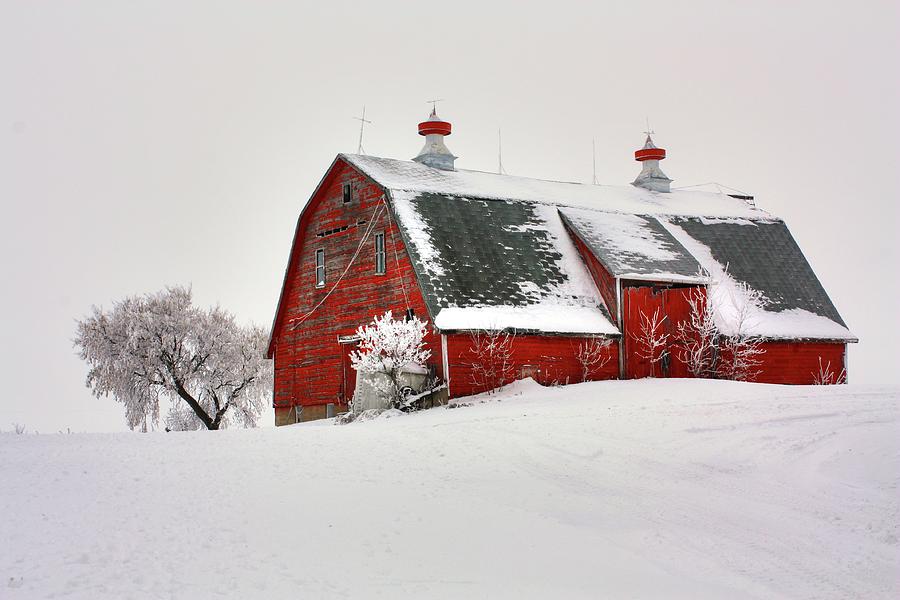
[644,116,655,137]
[498,128,506,175]
[425,98,445,113]
[353,106,373,154]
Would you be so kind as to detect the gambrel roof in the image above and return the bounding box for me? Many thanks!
[342,154,855,341]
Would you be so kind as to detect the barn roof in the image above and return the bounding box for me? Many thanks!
[390,190,619,335]
[342,154,854,341]
[345,153,771,219]
[559,207,705,282]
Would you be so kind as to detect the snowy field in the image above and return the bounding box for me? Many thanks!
[1,379,898,599]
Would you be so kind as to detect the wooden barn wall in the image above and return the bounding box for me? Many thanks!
[445,334,620,398]
[622,284,700,379]
[271,159,440,423]
[754,342,845,385]
[566,226,619,319]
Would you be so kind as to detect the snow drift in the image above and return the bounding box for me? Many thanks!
[1,379,897,599]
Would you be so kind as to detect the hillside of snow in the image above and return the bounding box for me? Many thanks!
[1,379,898,599]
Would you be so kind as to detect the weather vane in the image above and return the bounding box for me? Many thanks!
[643,116,655,138]
[352,106,373,155]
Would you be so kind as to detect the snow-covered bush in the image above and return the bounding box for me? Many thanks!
[675,270,766,382]
[631,308,670,377]
[467,329,516,393]
[716,281,765,382]
[575,337,613,382]
[675,286,719,378]
[350,311,432,411]
[74,286,272,431]
[812,357,847,385]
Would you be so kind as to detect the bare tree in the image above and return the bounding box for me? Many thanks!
[675,286,719,378]
[812,356,847,385]
[631,308,670,377]
[468,329,517,393]
[575,337,613,382]
[74,286,272,431]
[717,281,765,382]
[12,423,26,435]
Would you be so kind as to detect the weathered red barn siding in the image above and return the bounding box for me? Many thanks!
[444,333,620,397]
[270,159,440,423]
[754,342,846,385]
[622,283,702,379]
[566,225,618,318]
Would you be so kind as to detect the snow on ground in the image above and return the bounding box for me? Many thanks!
[1,379,897,599]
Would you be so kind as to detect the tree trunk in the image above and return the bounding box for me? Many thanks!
[172,380,216,430]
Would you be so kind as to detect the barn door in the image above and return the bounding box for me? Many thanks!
[622,285,698,379]
[339,337,360,405]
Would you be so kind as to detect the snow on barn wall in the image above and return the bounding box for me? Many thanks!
[267,158,440,424]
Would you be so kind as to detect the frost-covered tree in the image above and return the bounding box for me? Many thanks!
[575,337,613,382]
[717,281,765,382]
[675,286,719,378]
[350,311,431,410]
[631,308,670,377]
[468,329,517,393]
[812,356,846,385]
[74,286,272,431]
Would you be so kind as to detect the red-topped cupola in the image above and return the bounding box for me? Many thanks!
[413,108,457,171]
[632,133,672,193]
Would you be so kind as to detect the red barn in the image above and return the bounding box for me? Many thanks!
[267,111,856,424]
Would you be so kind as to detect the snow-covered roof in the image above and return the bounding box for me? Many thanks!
[660,218,856,341]
[342,154,852,341]
[559,207,704,282]
[344,154,771,219]
[392,190,618,335]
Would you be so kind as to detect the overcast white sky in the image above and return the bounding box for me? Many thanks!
[2,1,898,432]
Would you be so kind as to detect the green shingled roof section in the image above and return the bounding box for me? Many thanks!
[671,218,847,326]
[389,192,613,323]
[559,209,702,278]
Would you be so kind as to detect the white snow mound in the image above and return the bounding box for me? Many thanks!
[1,379,897,599]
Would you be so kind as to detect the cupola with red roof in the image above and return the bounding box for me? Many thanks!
[632,133,672,193]
[413,108,456,171]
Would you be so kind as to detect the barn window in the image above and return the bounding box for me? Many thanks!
[342,183,352,204]
[315,249,326,288]
[374,232,386,274]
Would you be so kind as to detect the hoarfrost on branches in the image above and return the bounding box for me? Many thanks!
[631,308,670,377]
[467,329,517,393]
[675,285,719,378]
[350,311,432,410]
[575,337,613,382]
[812,357,847,385]
[717,281,765,382]
[74,286,272,431]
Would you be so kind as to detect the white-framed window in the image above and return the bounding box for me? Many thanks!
[342,183,352,204]
[375,232,386,274]
[315,248,326,288]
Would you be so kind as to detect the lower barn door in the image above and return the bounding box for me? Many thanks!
[339,337,360,409]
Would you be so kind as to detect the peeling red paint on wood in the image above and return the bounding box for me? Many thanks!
[270,158,441,418]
